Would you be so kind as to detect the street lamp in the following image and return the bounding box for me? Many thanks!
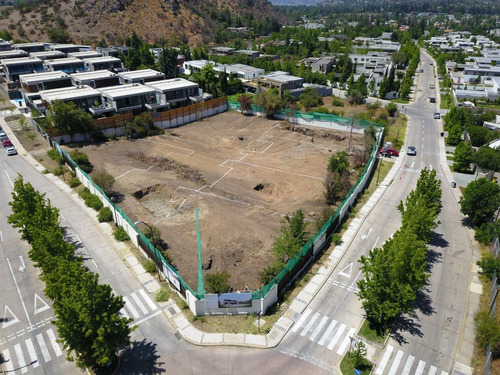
[134,221,161,281]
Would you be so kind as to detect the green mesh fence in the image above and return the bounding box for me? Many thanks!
[227,100,380,128]
[56,142,199,299]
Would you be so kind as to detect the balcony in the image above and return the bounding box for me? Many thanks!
[89,105,116,116]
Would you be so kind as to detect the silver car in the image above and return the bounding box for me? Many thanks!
[5,145,17,155]
[407,146,417,156]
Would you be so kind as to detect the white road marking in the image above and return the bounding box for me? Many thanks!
[309,316,329,342]
[376,344,394,375]
[428,366,437,375]
[34,293,51,315]
[139,289,157,311]
[327,323,346,350]
[14,343,28,373]
[415,360,426,375]
[131,292,149,315]
[441,371,449,375]
[336,327,356,355]
[132,310,162,326]
[6,258,32,328]
[318,320,337,346]
[411,162,415,168]
[36,333,51,362]
[300,312,320,337]
[388,350,404,375]
[2,348,15,373]
[401,355,415,375]
[123,296,140,319]
[3,305,20,328]
[25,338,39,368]
[338,262,353,278]
[119,308,130,320]
[291,308,312,333]
[372,236,380,250]
[46,328,62,357]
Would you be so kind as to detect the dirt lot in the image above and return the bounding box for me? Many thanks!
[75,112,364,292]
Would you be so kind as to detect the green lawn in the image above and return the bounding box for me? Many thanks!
[358,319,387,344]
[340,354,373,375]
[392,98,410,104]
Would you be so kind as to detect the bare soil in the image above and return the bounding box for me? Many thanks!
[72,112,363,292]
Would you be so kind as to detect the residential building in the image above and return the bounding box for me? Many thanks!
[298,56,335,74]
[48,44,91,54]
[1,57,44,82]
[13,42,46,53]
[0,50,29,60]
[210,47,235,56]
[29,51,66,61]
[118,69,165,84]
[98,83,166,115]
[215,64,264,80]
[19,71,72,93]
[182,60,214,74]
[39,85,105,114]
[67,51,102,60]
[0,39,11,51]
[146,78,201,108]
[70,70,121,88]
[44,58,86,73]
[83,56,125,72]
[244,71,304,96]
[235,50,260,58]
[96,46,129,57]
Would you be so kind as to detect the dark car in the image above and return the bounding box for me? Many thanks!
[380,147,399,157]
[434,112,441,119]
[407,146,417,156]
[429,97,436,103]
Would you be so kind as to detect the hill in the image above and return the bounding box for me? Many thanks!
[0,0,281,46]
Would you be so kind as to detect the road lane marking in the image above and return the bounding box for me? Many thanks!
[139,289,157,311]
[132,310,162,326]
[339,262,353,278]
[3,305,20,328]
[318,320,337,346]
[2,348,15,373]
[300,312,320,337]
[6,258,32,328]
[372,236,380,250]
[309,316,329,342]
[415,360,426,375]
[34,293,50,315]
[376,345,394,375]
[327,323,346,350]
[336,327,356,355]
[441,372,449,375]
[428,366,437,375]
[401,355,415,375]
[14,343,28,373]
[123,296,140,319]
[25,338,39,368]
[388,350,404,375]
[36,333,51,362]
[131,292,149,315]
[119,308,130,320]
[47,328,62,357]
[291,308,312,333]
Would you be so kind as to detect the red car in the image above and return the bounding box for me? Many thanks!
[380,147,399,157]
[2,138,12,147]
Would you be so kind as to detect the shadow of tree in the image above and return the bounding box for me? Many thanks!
[118,339,166,375]
[414,288,435,316]
[429,232,449,249]
[390,312,423,345]
[62,229,84,250]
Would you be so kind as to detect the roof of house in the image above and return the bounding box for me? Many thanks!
[44,57,85,66]
[0,50,29,58]
[29,51,66,59]
[118,69,164,80]
[146,78,198,92]
[19,71,70,85]
[98,83,157,99]
[67,51,102,59]
[70,70,119,81]
[1,57,42,65]
[40,85,102,101]
[83,56,122,64]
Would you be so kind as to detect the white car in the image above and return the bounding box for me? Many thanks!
[407,146,417,156]
[5,145,17,155]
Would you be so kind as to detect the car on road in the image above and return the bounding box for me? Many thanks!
[429,97,436,103]
[5,145,17,155]
[434,112,441,119]
[429,84,435,89]
[0,131,7,140]
[380,147,399,157]
[2,138,12,147]
[407,146,417,156]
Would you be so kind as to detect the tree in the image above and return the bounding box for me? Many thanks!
[92,171,115,196]
[328,151,350,174]
[378,77,389,99]
[70,150,93,174]
[460,178,500,225]
[158,47,178,79]
[447,123,463,146]
[238,94,252,114]
[299,86,322,111]
[353,341,367,368]
[386,103,398,117]
[254,89,282,118]
[324,169,351,205]
[49,100,96,141]
[475,146,500,172]
[205,271,231,294]
[271,210,308,262]
[453,142,474,173]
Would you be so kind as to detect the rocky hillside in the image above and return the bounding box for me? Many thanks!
[0,0,281,46]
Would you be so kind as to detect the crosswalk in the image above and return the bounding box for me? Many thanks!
[375,344,448,375]
[290,308,357,355]
[2,328,62,374]
[118,289,158,322]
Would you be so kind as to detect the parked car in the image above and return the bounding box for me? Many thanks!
[0,131,7,140]
[429,97,436,103]
[380,147,399,157]
[5,145,17,156]
[434,112,441,119]
[429,84,435,89]
[407,146,417,156]
[2,138,12,147]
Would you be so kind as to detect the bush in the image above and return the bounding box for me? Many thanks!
[366,102,381,110]
[84,194,103,211]
[331,98,344,107]
[113,226,130,241]
[98,206,113,222]
[259,261,285,284]
[67,177,81,188]
[143,259,157,274]
[386,102,398,117]
[476,251,500,280]
[205,271,231,294]
[47,148,64,163]
[52,166,64,176]
[70,149,93,173]
[92,171,115,195]
[78,187,92,200]
[155,288,170,302]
